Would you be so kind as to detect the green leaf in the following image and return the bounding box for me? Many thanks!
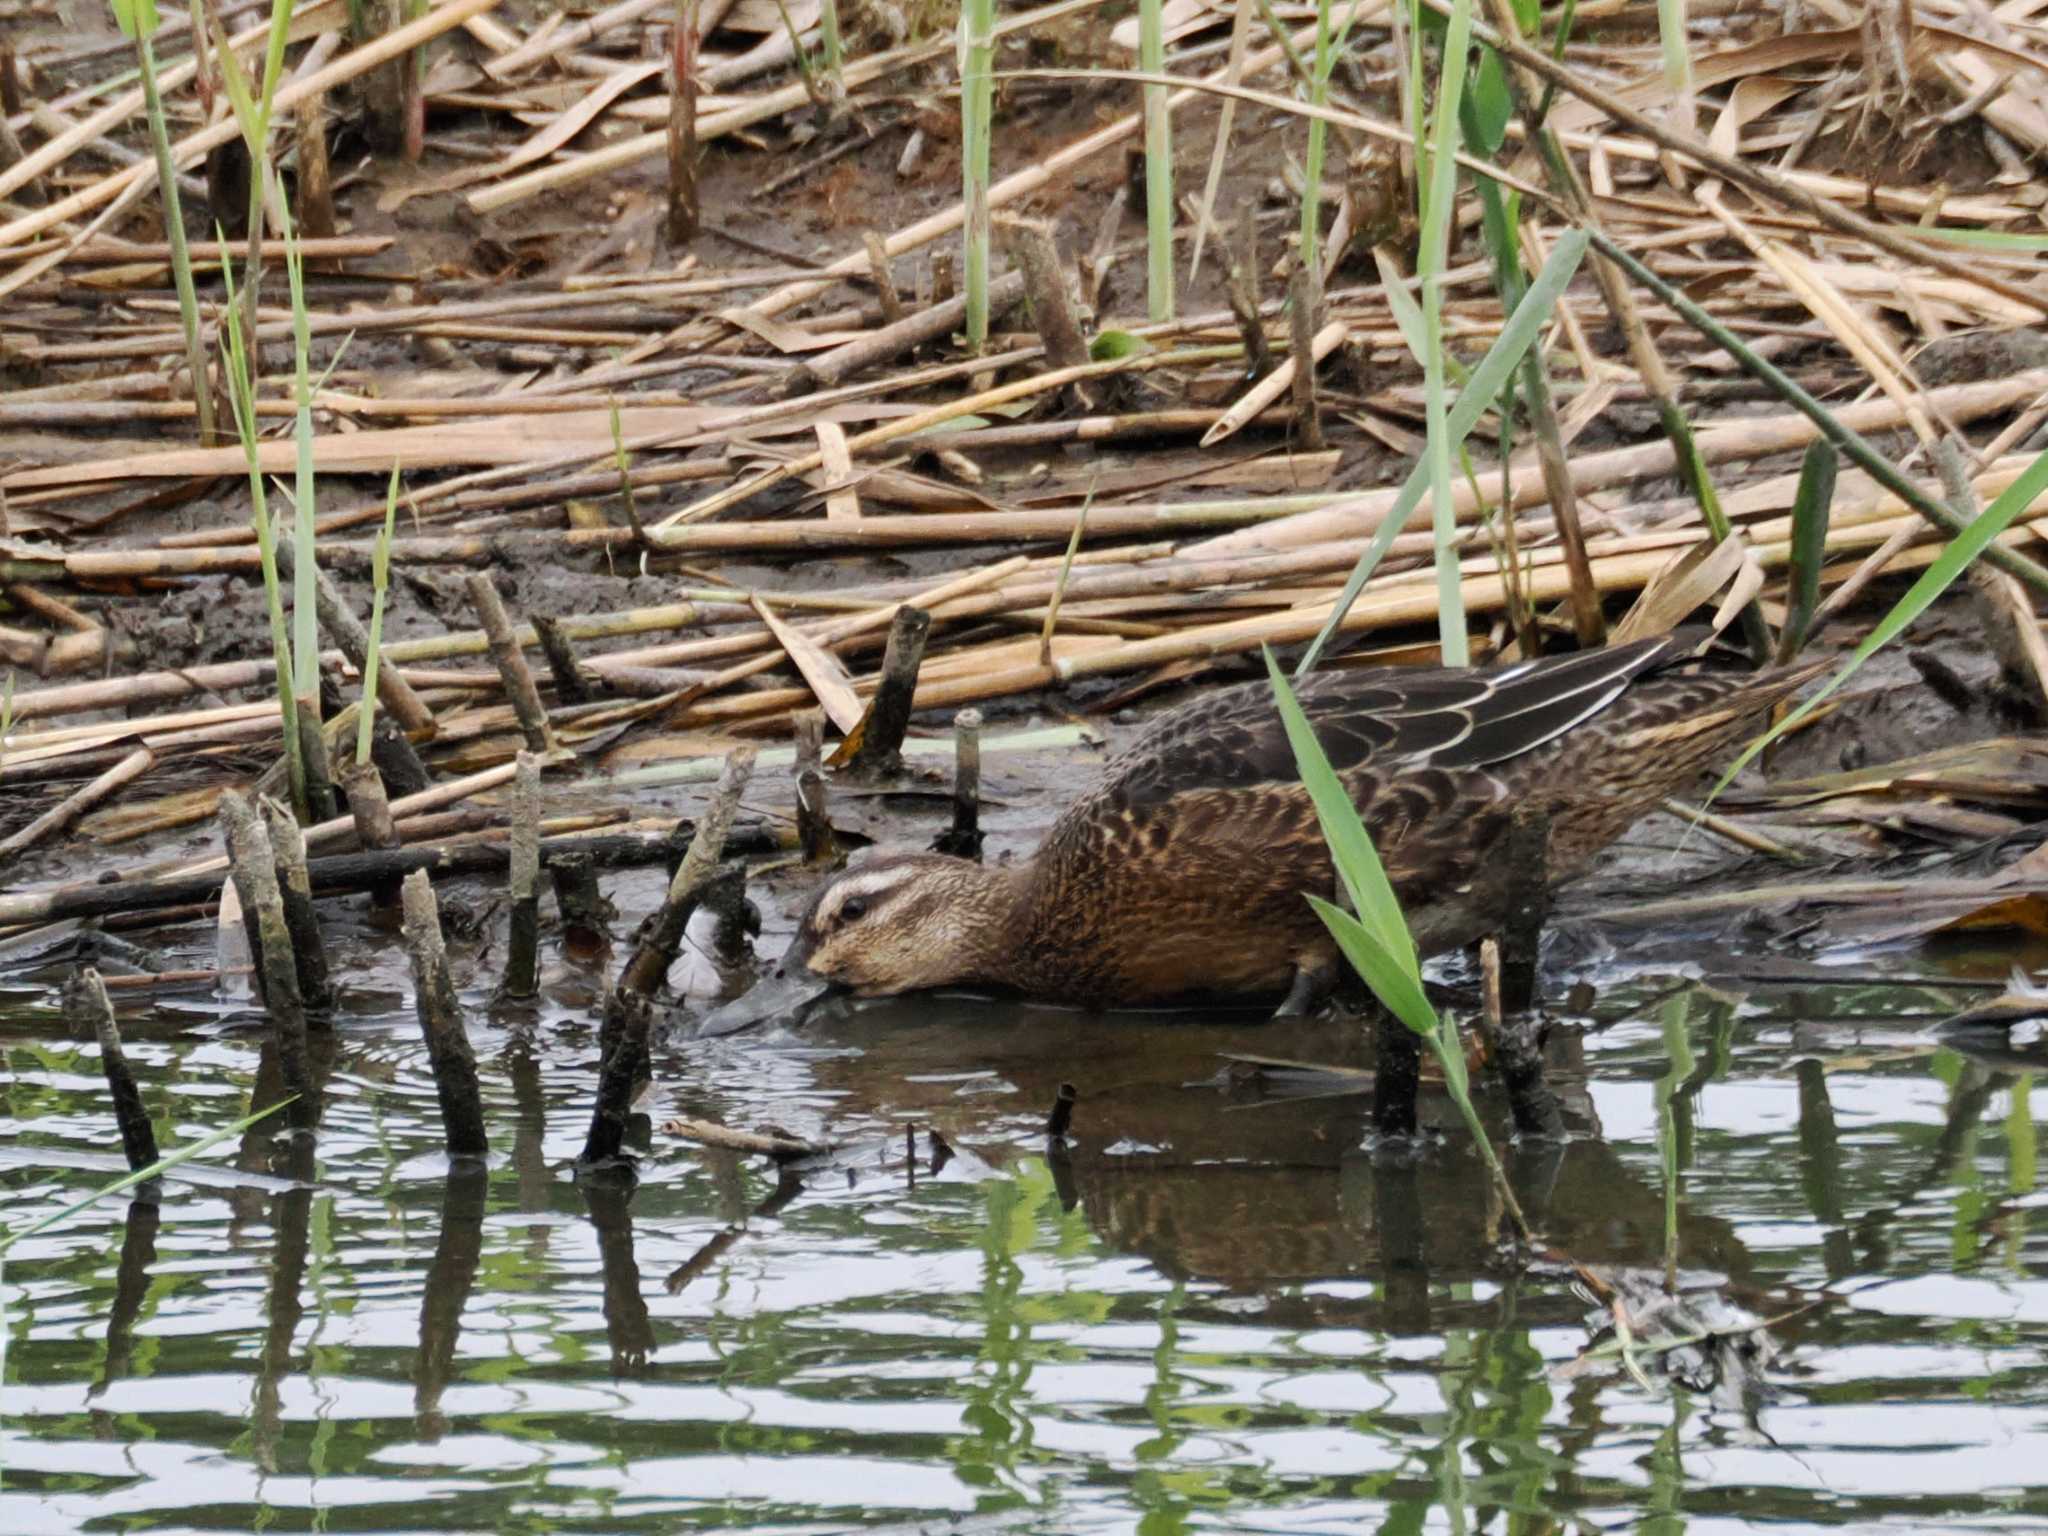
[1309,898,1438,1037]
[110,0,159,39]
[1297,226,1591,675]
[212,15,263,146]
[1709,440,2048,800]
[1266,649,1417,974]
[1089,329,1154,362]
[0,1099,295,1255]
[1461,45,1513,157]
[1777,439,1836,661]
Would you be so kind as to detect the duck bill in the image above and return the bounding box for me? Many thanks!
[696,955,838,1036]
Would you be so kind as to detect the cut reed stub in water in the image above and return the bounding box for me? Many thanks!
[261,795,334,1014]
[340,758,404,907]
[64,966,161,1176]
[582,988,653,1171]
[400,868,489,1160]
[220,790,315,1123]
[503,750,544,999]
[616,746,757,1000]
[550,851,615,954]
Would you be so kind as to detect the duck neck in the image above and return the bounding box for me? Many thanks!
[939,856,1038,990]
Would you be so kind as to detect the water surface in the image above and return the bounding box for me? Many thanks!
[3,882,2046,1533]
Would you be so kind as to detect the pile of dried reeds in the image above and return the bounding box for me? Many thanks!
[3,0,2048,876]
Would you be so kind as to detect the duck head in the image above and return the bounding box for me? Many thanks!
[696,850,1026,1035]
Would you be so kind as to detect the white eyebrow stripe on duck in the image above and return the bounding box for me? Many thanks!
[815,865,918,925]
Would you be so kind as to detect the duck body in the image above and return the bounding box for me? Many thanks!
[711,634,1819,1027]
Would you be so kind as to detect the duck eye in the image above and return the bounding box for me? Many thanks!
[839,896,868,923]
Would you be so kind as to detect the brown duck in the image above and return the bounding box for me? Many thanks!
[704,632,1819,1030]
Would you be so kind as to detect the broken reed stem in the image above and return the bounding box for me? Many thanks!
[1225,203,1272,375]
[550,851,614,950]
[785,269,1025,394]
[0,745,152,868]
[294,96,335,241]
[533,613,595,703]
[582,989,653,1170]
[1288,260,1325,452]
[933,707,983,859]
[792,708,836,863]
[616,746,757,999]
[220,790,314,1120]
[400,868,489,1159]
[504,749,543,999]
[1046,1081,1077,1140]
[261,795,334,1013]
[340,757,404,906]
[849,605,931,778]
[293,693,339,824]
[998,214,1091,390]
[64,966,161,1174]
[668,0,700,245]
[1517,346,1604,647]
[465,571,553,753]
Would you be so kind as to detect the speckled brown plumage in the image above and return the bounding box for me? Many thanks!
[777,634,1822,1011]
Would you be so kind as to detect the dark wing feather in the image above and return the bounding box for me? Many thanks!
[1077,633,1692,817]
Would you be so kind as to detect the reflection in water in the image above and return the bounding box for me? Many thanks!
[6,962,2048,1532]
[89,1195,158,1402]
[582,1180,655,1377]
[415,1167,487,1438]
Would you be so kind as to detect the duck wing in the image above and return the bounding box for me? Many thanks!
[1084,632,1696,813]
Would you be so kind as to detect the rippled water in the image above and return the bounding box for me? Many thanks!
[4,879,2047,1533]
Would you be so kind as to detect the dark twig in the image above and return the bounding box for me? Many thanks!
[65,967,160,1174]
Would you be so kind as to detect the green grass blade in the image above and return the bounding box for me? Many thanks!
[1709,441,2048,801]
[1309,896,1437,1034]
[1266,649,1417,972]
[280,194,319,702]
[1296,227,1589,675]
[1776,439,1836,663]
[0,1098,295,1256]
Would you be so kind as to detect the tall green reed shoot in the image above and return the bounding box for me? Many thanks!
[1139,0,1173,321]
[818,0,843,80]
[1298,227,1588,676]
[1412,0,1481,667]
[281,199,319,725]
[110,0,215,446]
[960,0,995,349]
[1707,443,2048,801]
[215,242,305,816]
[1266,647,1531,1240]
[1298,0,1366,281]
[208,0,297,370]
[357,464,402,767]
